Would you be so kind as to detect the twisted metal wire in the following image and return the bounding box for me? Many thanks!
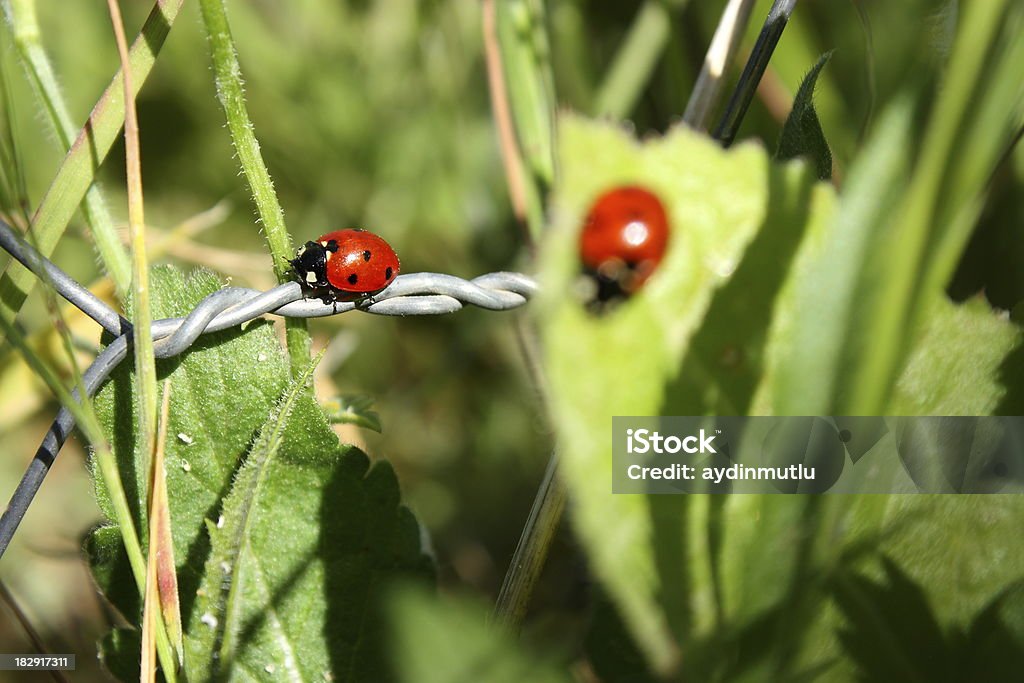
[0,221,536,557]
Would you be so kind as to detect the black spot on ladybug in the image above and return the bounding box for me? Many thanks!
[326,240,339,252]
[363,250,371,261]
[385,267,393,280]
[348,273,359,285]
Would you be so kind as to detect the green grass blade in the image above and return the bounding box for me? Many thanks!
[764,98,914,415]
[593,0,685,120]
[495,0,556,187]
[3,0,131,296]
[0,0,185,325]
[846,0,1011,413]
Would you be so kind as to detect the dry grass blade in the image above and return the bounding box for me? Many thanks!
[142,382,182,681]
[106,1,175,677]
[482,0,531,241]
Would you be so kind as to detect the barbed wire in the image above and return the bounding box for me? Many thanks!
[0,220,537,557]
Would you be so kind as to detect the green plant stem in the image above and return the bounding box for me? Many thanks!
[482,0,532,238]
[492,322,564,630]
[198,0,311,377]
[3,0,131,297]
[492,452,566,630]
[594,0,687,119]
[0,0,184,326]
[488,2,562,625]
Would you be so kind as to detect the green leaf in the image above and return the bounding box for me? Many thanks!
[833,543,1024,680]
[873,496,1024,628]
[324,394,383,433]
[834,1,1020,414]
[891,298,1023,416]
[88,265,434,681]
[775,51,834,181]
[388,587,571,683]
[89,265,294,673]
[184,362,433,681]
[832,557,953,681]
[537,114,835,674]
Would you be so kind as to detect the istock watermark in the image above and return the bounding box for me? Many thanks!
[612,417,1024,494]
[626,428,718,454]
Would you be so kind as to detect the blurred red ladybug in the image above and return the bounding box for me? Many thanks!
[578,186,669,304]
[291,228,400,301]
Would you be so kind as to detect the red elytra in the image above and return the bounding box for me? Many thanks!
[579,186,669,292]
[322,229,400,293]
[291,229,400,298]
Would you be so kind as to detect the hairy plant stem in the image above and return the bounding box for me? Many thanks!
[198,0,311,378]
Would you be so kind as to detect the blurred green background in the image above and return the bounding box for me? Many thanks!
[0,0,1021,680]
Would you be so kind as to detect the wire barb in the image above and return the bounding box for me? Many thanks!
[0,220,536,558]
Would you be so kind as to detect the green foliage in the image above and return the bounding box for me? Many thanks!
[892,298,1024,415]
[495,0,557,189]
[324,394,383,433]
[2,2,1024,681]
[538,113,834,673]
[89,267,433,679]
[775,51,833,181]
[3,0,132,295]
[758,99,915,416]
[0,0,184,322]
[389,587,571,683]
[538,109,1024,678]
[834,558,1024,681]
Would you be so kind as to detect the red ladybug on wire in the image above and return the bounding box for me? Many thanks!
[291,228,400,302]
[578,185,670,307]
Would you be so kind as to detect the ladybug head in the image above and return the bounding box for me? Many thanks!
[290,239,336,288]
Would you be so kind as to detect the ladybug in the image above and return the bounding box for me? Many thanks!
[290,229,400,301]
[578,186,669,305]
